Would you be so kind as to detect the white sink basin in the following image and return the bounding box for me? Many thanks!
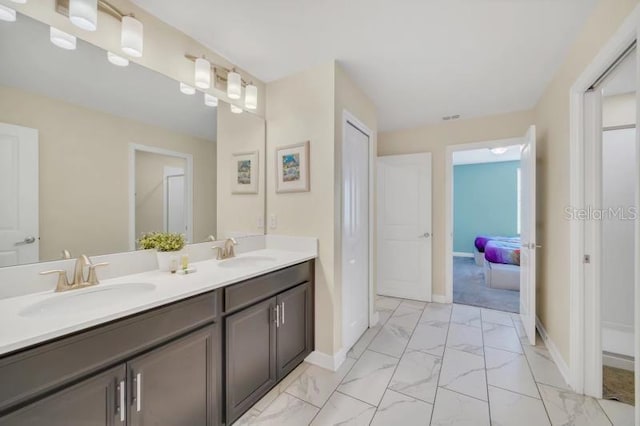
[218,256,277,269]
[20,283,156,318]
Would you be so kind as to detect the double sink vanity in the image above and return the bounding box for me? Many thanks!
[0,237,317,425]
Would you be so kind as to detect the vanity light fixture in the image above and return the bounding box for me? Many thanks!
[230,104,243,114]
[227,71,242,100]
[490,147,508,155]
[180,82,196,95]
[121,15,143,57]
[195,57,211,89]
[204,93,218,107]
[107,51,129,67]
[69,0,97,31]
[50,26,77,50]
[245,84,257,110]
[0,4,16,22]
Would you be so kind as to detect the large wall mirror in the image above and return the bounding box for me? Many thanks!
[0,13,266,267]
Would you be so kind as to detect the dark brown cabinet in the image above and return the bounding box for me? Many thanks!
[225,278,313,425]
[276,282,313,378]
[0,365,126,426]
[225,297,278,423]
[128,325,218,426]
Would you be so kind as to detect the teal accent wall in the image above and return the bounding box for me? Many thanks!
[453,161,520,253]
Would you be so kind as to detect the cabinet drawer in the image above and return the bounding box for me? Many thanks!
[0,290,219,414]
[223,261,312,314]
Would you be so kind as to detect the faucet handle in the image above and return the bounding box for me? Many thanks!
[40,269,70,290]
[87,262,109,285]
[212,246,224,260]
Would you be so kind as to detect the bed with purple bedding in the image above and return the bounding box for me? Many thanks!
[484,240,520,266]
[474,235,520,253]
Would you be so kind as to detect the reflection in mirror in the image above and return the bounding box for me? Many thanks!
[133,147,192,248]
[0,12,222,266]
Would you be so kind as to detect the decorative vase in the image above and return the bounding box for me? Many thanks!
[156,250,180,272]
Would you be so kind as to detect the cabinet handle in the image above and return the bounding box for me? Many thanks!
[135,372,142,412]
[118,380,125,422]
[281,302,285,325]
[275,304,280,328]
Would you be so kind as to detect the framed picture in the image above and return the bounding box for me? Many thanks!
[231,151,259,194]
[276,141,310,193]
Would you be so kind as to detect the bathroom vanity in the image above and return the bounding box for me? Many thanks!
[0,255,315,426]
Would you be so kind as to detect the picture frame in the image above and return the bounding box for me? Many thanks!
[231,151,259,194]
[275,141,310,193]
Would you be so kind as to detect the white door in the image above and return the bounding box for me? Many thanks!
[0,123,39,267]
[377,153,432,301]
[520,125,537,345]
[164,167,186,234]
[342,121,370,351]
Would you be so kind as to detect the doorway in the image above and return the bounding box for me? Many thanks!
[128,144,193,249]
[581,44,637,408]
[450,144,522,313]
[341,111,374,353]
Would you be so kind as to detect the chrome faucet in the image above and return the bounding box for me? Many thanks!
[40,255,109,292]
[212,238,238,260]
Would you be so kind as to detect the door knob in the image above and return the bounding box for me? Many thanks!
[15,236,36,246]
[419,232,431,238]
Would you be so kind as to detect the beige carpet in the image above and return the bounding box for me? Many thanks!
[603,366,635,406]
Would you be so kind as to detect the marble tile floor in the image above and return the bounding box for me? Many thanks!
[234,296,634,426]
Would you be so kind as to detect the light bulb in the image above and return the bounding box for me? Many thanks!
[180,82,195,95]
[204,94,218,107]
[121,15,143,57]
[69,0,97,31]
[230,104,243,114]
[245,84,257,110]
[227,71,242,100]
[50,27,77,50]
[195,57,211,89]
[0,4,16,22]
[107,51,129,67]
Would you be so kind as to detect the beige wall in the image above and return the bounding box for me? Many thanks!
[135,152,186,236]
[333,64,378,352]
[217,101,266,238]
[603,92,637,127]
[0,85,216,261]
[378,109,535,297]
[266,61,378,356]
[534,0,638,364]
[266,62,336,354]
[1,0,265,115]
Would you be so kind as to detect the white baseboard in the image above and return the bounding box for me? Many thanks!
[603,351,635,371]
[305,348,347,372]
[453,252,474,258]
[536,317,572,390]
[432,294,448,304]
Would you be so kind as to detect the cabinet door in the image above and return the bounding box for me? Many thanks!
[226,297,277,424]
[128,325,218,426]
[276,282,313,379]
[0,365,126,426]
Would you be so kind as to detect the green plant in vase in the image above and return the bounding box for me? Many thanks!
[138,232,186,271]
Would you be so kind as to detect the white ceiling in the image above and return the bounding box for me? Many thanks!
[0,13,217,142]
[132,0,597,131]
[453,144,521,166]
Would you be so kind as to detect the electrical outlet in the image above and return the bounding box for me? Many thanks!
[269,214,277,230]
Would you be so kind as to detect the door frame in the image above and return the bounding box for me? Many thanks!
[128,143,194,250]
[444,136,525,303]
[341,109,377,355]
[568,5,640,400]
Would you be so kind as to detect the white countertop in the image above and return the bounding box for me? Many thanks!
[0,248,316,356]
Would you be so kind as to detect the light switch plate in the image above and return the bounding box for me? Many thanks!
[269,214,277,230]
[257,215,264,229]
